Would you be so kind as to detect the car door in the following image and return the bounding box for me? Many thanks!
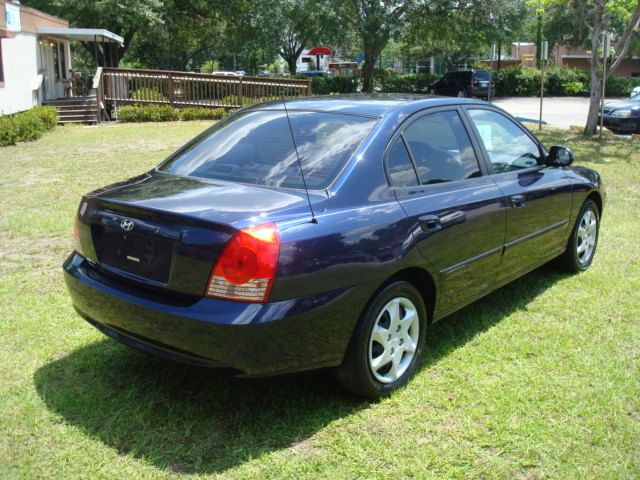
[386,107,506,312]
[464,107,573,281]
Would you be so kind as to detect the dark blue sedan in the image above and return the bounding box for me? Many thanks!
[64,94,605,398]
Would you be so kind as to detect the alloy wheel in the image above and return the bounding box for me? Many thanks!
[576,209,597,265]
[368,297,420,384]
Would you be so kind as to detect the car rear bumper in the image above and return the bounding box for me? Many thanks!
[64,252,369,376]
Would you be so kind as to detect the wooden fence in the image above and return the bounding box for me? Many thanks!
[94,67,311,116]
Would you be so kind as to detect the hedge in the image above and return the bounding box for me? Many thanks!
[377,68,640,97]
[493,66,640,97]
[117,105,228,123]
[0,106,58,147]
[379,73,439,93]
[309,75,358,95]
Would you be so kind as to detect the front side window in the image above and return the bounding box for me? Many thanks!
[468,109,542,173]
[159,110,376,190]
[402,110,481,184]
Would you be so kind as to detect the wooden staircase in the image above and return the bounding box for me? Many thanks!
[44,96,98,124]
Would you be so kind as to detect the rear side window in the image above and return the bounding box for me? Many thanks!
[474,71,491,80]
[386,138,418,187]
[467,109,542,173]
[402,110,481,184]
[159,110,376,190]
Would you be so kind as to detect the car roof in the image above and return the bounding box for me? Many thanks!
[247,93,486,118]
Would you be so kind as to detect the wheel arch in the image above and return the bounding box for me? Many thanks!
[384,267,437,324]
[586,190,603,218]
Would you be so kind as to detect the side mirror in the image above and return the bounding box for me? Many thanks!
[546,145,574,167]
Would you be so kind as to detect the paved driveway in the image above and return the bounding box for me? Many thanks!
[493,97,591,129]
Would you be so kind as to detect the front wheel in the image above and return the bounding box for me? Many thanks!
[334,281,427,398]
[558,199,599,272]
[457,89,466,98]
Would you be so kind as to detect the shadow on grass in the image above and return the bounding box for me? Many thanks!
[34,265,569,474]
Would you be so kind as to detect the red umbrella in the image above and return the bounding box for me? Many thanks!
[308,47,333,70]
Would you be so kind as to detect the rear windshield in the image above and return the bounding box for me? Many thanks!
[474,71,491,80]
[159,110,377,190]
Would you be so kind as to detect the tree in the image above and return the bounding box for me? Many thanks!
[336,0,411,92]
[577,0,640,135]
[23,0,164,66]
[255,0,339,74]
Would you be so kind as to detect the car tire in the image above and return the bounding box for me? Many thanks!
[558,199,599,273]
[334,280,427,398]
[457,89,466,98]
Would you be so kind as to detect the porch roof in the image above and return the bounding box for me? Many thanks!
[36,28,124,45]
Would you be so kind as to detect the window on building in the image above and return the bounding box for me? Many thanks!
[58,43,66,79]
[52,42,61,80]
[0,39,4,86]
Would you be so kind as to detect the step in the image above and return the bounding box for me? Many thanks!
[58,114,98,121]
[57,108,97,115]
[59,118,98,124]
[45,97,96,105]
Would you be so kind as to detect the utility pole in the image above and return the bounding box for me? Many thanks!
[599,34,610,137]
[539,41,548,131]
[488,43,496,103]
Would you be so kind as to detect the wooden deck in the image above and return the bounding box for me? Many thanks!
[94,67,311,117]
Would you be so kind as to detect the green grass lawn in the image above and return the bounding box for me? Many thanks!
[1,121,639,479]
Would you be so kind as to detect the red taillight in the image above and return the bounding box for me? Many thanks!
[206,223,280,303]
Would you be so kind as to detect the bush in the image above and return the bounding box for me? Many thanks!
[117,105,178,122]
[561,81,585,95]
[605,76,640,97]
[310,75,357,95]
[379,73,440,93]
[0,106,58,147]
[131,87,168,102]
[117,105,229,123]
[177,107,227,121]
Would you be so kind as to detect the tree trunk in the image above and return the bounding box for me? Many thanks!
[584,1,604,136]
[361,47,377,93]
[286,56,297,74]
[585,72,602,135]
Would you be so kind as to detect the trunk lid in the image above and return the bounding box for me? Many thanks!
[78,171,327,296]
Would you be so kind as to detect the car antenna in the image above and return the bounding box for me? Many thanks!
[281,95,317,224]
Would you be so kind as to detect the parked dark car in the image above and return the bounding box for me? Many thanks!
[430,70,495,99]
[297,69,332,77]
[64,94,604,398]
[601,93,640,134]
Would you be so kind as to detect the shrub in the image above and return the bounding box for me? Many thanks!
[605,76,640,97]
[379,73,440,93]
[310,75,357,95]
[0,106,58,147]
[177,107,227,121]
[117,105,229,123]
[131,87,168,102]
[561,81,585,95]
[117,105,178,122]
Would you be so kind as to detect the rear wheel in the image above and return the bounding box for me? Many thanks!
[558,199,599,272]
[334,281,427,398]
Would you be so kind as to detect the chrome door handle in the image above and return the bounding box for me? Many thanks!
[510,194,525,208]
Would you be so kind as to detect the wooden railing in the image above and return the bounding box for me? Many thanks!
[96,67,311,114]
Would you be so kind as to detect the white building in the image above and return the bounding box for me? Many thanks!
[0,0,122,116]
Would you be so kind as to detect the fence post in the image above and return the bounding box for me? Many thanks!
[236,76,243,107]
[168,73,174,107]
[92,66,103,124]
[306,78,311,96]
